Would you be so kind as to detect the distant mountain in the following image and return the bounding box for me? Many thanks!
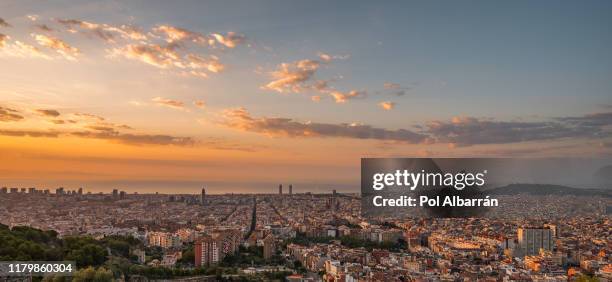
[486,183,612,198]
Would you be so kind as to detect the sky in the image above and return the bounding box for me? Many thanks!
[0,0,611,193]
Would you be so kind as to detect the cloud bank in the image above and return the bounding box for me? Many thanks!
[221,107,611,147]
[221,107,429,143]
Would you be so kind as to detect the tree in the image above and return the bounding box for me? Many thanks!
[72,267,113,282]
[178,244,194,265]
[575,275,600,282]
[65,244,106,267]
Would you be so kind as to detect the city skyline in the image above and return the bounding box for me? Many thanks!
[1,1,611,193]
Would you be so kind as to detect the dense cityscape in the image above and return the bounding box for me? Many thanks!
[2,0,611,281]
[0,185,610,282]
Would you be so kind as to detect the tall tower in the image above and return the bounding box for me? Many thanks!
[200,187,206,205]
[332,189,338,211]
[289,184,293,195]
[278,184,282,195]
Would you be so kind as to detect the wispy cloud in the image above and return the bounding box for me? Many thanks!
[211,32,245,48]
[152,97,186,110]
[2,18,241,79]
[330,90,367,103]
[71,130,195,146]
[0,106,24,122]
[153,25,245,49]
[220,107,611,147]
[0,129,59,138]
[382,82,415,96]
[57,19,146,42]
[0,128,194,146]
[0,39,52,59]
[426,113,611,147]
[221,107,428,143]
[263,59,322,93]
[154,25,208,45]
[262,53,366,105]
[0,105,195,146]
[317,52,349,62]
[185,54,224,73]
[555,112,612,128]
[74,112,105,121]
[110,43,179,68]
[109,43,225,78]
[36,109,61,117]
[32,33,79,60]
[34,24,54,32]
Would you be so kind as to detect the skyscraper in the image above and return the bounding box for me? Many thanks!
[331,189,338,210]
[263,234,276,259]
[518,227,554,256]
[278,184,282,195]
[289,184,292,195]
[200,187,206,205]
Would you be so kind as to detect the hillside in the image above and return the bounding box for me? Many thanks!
[486,184,612,197]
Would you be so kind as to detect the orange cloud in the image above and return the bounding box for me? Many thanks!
[0,33,7,47]
[379,101,395,110]
[211,32,245,48]
[0,106,24,122]
[317,52,349,62]
[111,45,225,78]
[264,59,322,93]
[152,97,186,110]
[193,100,206,109]
[3,18,240,79]
[0,38,52,59]
[154,25,208,44]
[0,105,195,146]
[32,33,79,60]
[185,54,224,73]
[330,90,366,103]
[58,19,146,42]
